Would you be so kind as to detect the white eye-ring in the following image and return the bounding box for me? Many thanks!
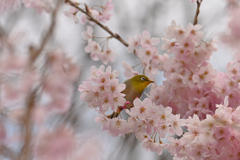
[141,77,146,81]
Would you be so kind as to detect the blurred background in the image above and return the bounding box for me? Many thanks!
[0,0,233,159]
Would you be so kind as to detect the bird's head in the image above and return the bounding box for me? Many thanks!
[130,75,154,92]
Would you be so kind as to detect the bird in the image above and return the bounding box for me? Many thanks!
[108,75,154,119]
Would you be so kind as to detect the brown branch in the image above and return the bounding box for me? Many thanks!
[19,1,62,160]
[0,145,18,160]
[19,89,37,160]
[193,0,203,25]
[0,25,7,38]
[30,0,62,63]
[65,0,129,47]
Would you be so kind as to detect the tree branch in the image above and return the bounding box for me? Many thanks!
[0,145,18,160]
[19,1,62,160]
[65,0,129,47]
[19,89,37,160]
[193,0,203,25]
[30,0,62,63]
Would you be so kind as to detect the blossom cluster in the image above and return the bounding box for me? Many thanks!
[41,49,80,113]
[126,31,164,78]
[168,98,240,160]
[82,26,117,64]
[0,21,80,159]
[67,1,117,65]
[95,97,185,155]
[84,72,240,159]
[0,0,54,14]
[78,65,126,112]
[3,0,240,159]
[147,21,240,120]
[222,1,240,52]
[34,126,104,160]
[78,16,240,158]
[64,0,113,24]
[0,49,79,116]
[79,66,185,154]
[34,127,77,160]
[147,21,224,120]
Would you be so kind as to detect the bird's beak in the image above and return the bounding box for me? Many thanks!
[149,80,154,83]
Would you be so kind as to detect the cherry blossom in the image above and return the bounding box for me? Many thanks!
[127,98,151,120]
[79,0,113,25]
[165,97,240,159]
[81,26,93,40]
[84,40,101,61]
[34,127,76,160]
[108,118,131,137]
[121,61,139,79]
[140,31,160,47]
[169,114,185,136]
[63,6,80,24]
[78,18,240,158]
[79,65,126,112]
[48,50,80,82]
[3,0,240,159]
[98,0,114,23]
[39,50,79,113]
[73,137,104,160]
[23,0,54,14]
[127,35,141,53]
[80,9,100,25]
[82,28,118,64]
[100,47,116,64]
[187,23,204,43]
[0,0,20,13]
[125,31,161,77]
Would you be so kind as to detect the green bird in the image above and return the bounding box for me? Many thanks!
[108,75,154,118]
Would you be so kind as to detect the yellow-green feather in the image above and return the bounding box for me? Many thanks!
[122,75,152,105]
[108,75,153,118]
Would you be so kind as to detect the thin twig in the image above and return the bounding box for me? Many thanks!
[193,0,203,25]
[65,0,129,47]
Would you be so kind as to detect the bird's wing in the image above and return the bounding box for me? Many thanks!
[122,79,142,105]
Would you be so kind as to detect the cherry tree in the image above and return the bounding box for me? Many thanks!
[0,0,240,160]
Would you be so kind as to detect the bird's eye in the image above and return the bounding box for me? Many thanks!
[141,77,146,81]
